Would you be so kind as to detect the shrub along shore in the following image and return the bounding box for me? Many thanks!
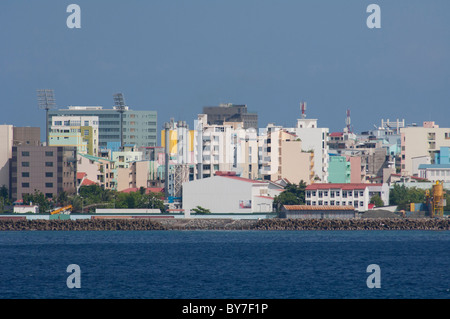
[0,217,449,231]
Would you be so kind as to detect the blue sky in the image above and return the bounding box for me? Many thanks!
[1,0,449,142]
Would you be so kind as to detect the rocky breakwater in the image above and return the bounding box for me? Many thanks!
[1,217,449,231]
[253,218,450,230]
[0,218,168,231]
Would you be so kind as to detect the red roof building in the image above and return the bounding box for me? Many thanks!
[305,183,387,212]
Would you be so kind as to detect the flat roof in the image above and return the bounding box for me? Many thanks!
[306,183,382,190]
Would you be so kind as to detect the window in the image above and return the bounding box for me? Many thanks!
[312,201,316,205]
[324,191,328,197]
[336,191,340,196]
[354,192,359,198]
[318,191,323,198]
[22,151,30,156]
[306,191,311,198]
[45,183,53,188]
[354,201,358,208]
[336,201,340,206]
[22,183,30,188]
[348,191,353,197]
[330,200,335,206]
[360,201,364,207]
[342,191,347,198]
[312,191,316,196]
[342,201,346,206]
[360,191,364,197]
[22,162,30,167]
[45,151,53,156]
[45,162,53,167]
[45,172,53,178]
[318,200,323,205]
[22,172,30,177]
[84,130,90,136]
[330,191,335,198]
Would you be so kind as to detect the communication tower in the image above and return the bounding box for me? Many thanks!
[300,101,307,119]
[346,109,352,133]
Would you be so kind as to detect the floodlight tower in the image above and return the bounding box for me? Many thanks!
[113,93,127,149]
[37,89,56,145]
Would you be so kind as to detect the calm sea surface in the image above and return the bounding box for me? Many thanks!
[0,230,448,299]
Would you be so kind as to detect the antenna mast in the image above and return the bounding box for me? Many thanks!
[346,109,352,133]
[300,101,307,119]
[37,89,56,145]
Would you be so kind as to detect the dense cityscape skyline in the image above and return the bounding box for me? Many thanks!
[1,1,450,143]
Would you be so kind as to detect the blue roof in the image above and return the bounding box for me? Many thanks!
[418,164,450,169]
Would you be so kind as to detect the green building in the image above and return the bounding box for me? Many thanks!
[328,155,351,183]
[48,106,157,149]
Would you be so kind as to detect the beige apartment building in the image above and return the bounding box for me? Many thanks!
[260,128,314,184]
[77,153,116,190]
[117,161,150,191]
[400,121,450,176]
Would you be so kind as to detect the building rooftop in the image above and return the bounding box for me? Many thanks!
[306,183,382,190]
[418,164,450,169]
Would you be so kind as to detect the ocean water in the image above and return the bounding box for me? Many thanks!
[0,230,448,299]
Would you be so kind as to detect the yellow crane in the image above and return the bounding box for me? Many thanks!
[50,205,73,215]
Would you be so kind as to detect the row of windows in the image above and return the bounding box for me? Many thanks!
[98,135,158,140]
[21,172,54,178]
[306,190,365,198]
[22,162,54,167]
[22,151,54,157]
[428,170,450,177]
[53,120,98,126]
[306,200,365,208]
[22,183,54,188]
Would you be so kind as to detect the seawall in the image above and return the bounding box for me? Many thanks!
[0,217,449,231]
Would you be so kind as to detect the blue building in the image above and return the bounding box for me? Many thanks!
[418,147,450,182]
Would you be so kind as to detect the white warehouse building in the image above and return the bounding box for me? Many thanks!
[182,173,274,214]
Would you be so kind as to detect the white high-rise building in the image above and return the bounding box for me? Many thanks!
[0,125,13,190]
[193,114,258,179]
[285,118,329,182]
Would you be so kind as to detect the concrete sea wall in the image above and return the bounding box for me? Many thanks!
[0,217,449,231]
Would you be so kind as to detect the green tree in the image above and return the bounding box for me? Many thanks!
[0,185,10,212]
[191,206,211,214]
[23,190,53,213]
[389,184,426,211]
[273,180,307,212]
[57,191,70,207]
[370,194,384,207]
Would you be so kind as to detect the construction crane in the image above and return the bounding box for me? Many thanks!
[425,181,446,218]
[50,205,73,215]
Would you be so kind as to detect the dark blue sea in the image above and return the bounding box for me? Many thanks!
[0,230,449,299]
